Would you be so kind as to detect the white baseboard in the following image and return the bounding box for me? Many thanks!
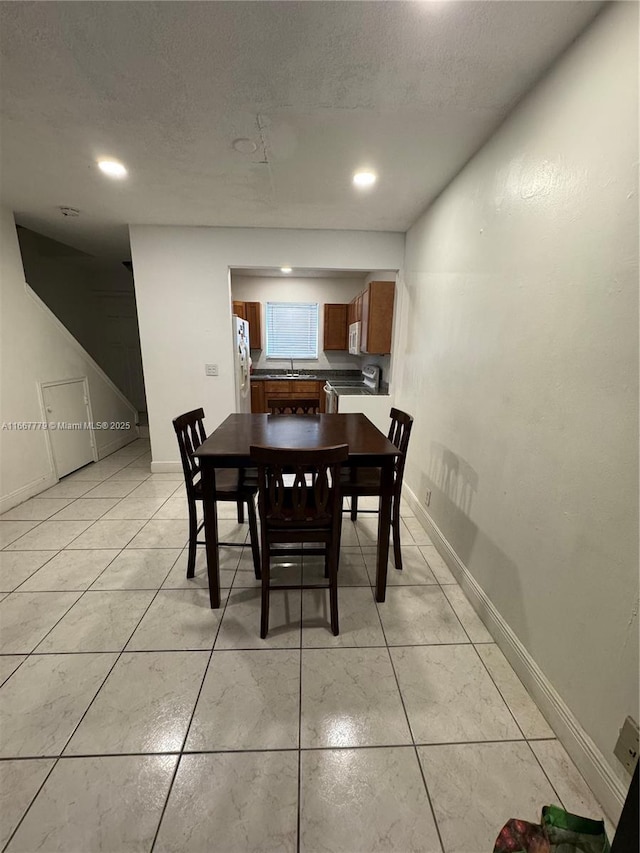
[0,472,58,513]
[403,483,626,824]
[150,461,182,474]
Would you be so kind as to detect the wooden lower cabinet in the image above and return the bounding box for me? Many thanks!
[251,380,326,413]
[250,381,265,413]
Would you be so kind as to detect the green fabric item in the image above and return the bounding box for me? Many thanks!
[542,805,611,853]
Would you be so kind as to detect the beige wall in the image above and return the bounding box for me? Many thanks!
[398,1,638,811]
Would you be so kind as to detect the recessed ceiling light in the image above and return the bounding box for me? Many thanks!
[353,170,377,188]
[280,267,292,274]
[98,159,127,179]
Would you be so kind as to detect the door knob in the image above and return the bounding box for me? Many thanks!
[46,407,53,413]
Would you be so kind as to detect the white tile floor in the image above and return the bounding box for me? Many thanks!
[0,438,614,852]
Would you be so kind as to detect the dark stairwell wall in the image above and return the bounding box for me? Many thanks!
[16,226,147,416]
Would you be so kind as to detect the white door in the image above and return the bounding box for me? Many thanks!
[42,380,96,478]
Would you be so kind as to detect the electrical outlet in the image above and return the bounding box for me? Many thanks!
[205,364,218,377]
[614,716,639,774]
[425,489,432,507]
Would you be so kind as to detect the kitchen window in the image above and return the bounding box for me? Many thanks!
[265,302,319,359]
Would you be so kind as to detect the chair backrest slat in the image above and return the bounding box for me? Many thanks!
[387,407,414,486]
[173,408,207,487]
[267,398,321,415]
[252,444,348,527]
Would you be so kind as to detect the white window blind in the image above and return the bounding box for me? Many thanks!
[265,302,319,359]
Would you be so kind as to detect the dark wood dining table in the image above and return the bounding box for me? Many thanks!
[193,412,399,609]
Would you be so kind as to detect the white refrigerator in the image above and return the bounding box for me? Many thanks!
[233,315,251,413]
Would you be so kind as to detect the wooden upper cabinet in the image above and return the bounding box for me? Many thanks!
[360,281,395,354]
[244,302,262,349]
[323,304,348,350]
[347,293,364,326]
[233,300,262,349]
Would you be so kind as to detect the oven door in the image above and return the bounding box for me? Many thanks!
[324,383,338,414]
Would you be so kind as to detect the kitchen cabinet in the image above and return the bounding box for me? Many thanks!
[349,281,395,354]
[250,380,264,414]
[323,304,348,350]
[232,301,262,350]
[252,379,326,413]
[347,295,363,326]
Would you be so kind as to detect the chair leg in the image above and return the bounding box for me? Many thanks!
[260,549,271,639]
[246,495,261,579]
[392,494,403,571]
[186,499,198,579]
[350,494,358,522]
[328,543,339,636]
[237,499,245,524]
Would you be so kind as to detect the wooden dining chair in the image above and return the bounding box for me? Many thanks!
[267,398,321,415]
[341,407,414,571]
[251,443,348,638]
[173,408,261,579]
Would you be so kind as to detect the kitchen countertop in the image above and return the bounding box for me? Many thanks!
[251,371,389,396]
[251,370,361,382]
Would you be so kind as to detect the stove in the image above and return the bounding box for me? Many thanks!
[324,365,380,412]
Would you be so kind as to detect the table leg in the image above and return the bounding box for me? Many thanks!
[376,459,394,602]
[201,463,220,609]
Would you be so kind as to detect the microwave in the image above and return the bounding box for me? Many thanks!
[348,321,361,355]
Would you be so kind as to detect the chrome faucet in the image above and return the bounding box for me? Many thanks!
[290,357,295,375]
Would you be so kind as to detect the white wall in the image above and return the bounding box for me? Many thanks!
[398,2,638,817]
[231,274,364,371]
[0,208,138,511]
[129,226,404,468]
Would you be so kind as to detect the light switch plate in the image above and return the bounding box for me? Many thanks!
[205,364,218,376]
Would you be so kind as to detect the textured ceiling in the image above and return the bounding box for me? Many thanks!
[0,1,603,258]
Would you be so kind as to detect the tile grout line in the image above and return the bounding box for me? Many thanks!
[523,739,570,814]
[24,512,169,656]
[1,755,60,853]
[0,439,148,519]
[3,554,182,849]
[421,531,573,815]
[1,464,160,852]
[0,739,552,763]
[387,524,572,832]
[409,525,575,820]
[149,549,236,853]
[373,546,447,853]
[296,545,306,853]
